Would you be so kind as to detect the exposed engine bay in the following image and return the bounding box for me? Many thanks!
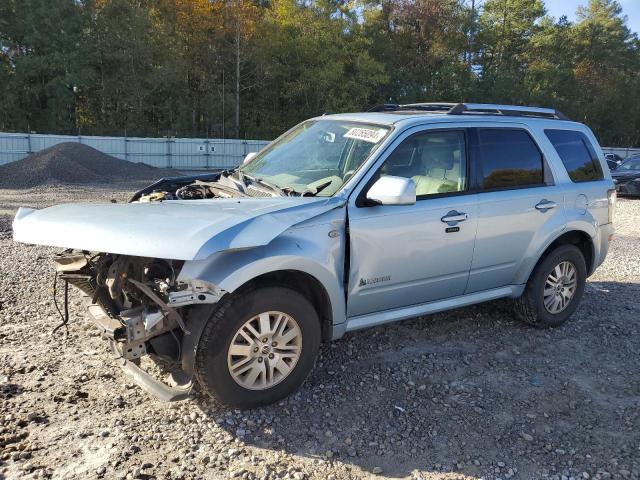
[131,168,339,203]
[53,250,223,366]
[132,170,288,203]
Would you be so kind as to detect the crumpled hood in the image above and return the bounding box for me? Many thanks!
[12,197,344,260]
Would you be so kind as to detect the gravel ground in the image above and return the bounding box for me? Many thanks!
[0,186,639,480]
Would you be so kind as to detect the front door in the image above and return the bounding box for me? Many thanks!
[346,128,478,317]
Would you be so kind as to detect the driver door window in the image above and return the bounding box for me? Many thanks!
[381,130,467,197]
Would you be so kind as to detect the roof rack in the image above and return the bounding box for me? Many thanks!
[368,103,456,113]
[368,102,569,120]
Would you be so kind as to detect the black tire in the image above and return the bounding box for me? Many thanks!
[195,286,321,409]
[513,244,587,328]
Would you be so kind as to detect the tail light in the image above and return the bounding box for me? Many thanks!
[607,189,616,224]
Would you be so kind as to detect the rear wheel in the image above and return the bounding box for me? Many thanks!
[195,287,321,408]
[513,244,587,328]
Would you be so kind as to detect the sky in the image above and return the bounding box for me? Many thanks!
[545,0,640,34]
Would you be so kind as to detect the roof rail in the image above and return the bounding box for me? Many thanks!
[368,104,400,112]
[448,103,569,120]
[368,103,456,113]
[368,102,569,120]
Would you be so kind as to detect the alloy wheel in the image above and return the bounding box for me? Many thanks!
[543,260,578,314]
[227,311,302,390]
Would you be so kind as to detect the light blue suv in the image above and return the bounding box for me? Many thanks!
[13,103,616,408]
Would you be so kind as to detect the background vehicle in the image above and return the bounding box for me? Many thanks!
[12,103,616,408]
[611,156,640,196]
[605,153,624,170]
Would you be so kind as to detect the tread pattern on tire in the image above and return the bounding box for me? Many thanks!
[193,285,321,408]
[513,280,541,327]
[193,290,242,406]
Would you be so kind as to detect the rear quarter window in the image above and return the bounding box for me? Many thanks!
[476,128,544,190]
[545,129,604,182]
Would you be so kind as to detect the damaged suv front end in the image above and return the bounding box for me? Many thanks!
[12,117,390,406]
[52,250,223,400]
[13,192,348,402]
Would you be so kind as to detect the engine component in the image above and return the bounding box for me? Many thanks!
[53,252,122,318]
[139,191,173,202]
[175,179,251,200]
[167,279,225,307]
[130,169,290,203]
[144,310,165,330]
[127,278,189,334]
[118,307,173,360]
[105,256,147,300]
[50,250,228,368]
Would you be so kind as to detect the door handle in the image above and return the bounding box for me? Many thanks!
[535,199,558,212]
[441,210,468,225]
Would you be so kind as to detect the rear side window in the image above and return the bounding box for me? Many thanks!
[476,129,544,189]
[545,129,604,182]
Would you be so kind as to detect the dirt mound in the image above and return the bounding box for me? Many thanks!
[0,142,181,188]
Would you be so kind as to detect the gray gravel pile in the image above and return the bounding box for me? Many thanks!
[0,143,179,188]
[0,188,639,480]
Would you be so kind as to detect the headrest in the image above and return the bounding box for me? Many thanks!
[421,145,455,170]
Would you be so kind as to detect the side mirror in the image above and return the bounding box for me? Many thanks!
[366,176,416,206]
[243,152,257,165]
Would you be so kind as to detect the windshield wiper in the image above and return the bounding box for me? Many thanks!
[299,180,333,197]
[240,172,287,196]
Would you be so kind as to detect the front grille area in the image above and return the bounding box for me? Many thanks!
[59,273,94,297]
[59,273,121,318]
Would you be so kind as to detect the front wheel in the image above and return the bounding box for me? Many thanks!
[195,287,321,408]
[513,244,587,328]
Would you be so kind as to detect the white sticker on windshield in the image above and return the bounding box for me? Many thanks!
[344,127,387,143]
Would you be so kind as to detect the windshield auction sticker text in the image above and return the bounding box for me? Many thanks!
[344,127,387,143]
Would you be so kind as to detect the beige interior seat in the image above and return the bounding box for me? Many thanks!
[410,145,460,195]
[411,175,457,195]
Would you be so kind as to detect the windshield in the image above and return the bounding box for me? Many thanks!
[617,158,640,171]
[240,120,390,196]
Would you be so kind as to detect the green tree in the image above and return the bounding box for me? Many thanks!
[525,16,578,112]
[242,0,387,138]
[571,0,640,146]
[0,0,95,133]
[475,0,546,103]
[154,0,228,137]
[363,0,472,103]
[82,0,162,135]
[0,0,639,145]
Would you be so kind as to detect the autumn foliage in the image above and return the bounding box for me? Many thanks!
[0,0,638,146]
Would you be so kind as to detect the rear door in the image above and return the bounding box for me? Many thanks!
[545,128,611,227]
[466,126,566,293]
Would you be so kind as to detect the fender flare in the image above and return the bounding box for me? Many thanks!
[520,224,597,285]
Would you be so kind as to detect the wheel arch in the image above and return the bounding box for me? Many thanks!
[527,229,595,284]
[177,228,348,341]
[231,269,335,342]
